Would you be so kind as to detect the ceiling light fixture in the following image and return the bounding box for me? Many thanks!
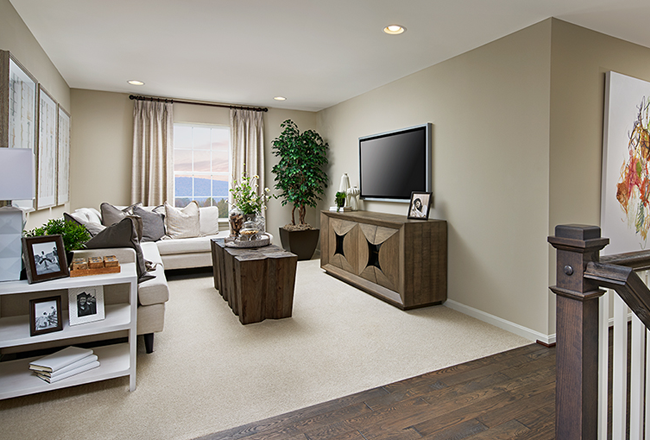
[274,96,286,101]
[127,80,145,86]
[383,25,406,35]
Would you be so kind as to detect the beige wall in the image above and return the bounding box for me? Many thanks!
[69,89,316,238]
[0,0,71,230]
[547,19,650,332]
[318,20,554,336]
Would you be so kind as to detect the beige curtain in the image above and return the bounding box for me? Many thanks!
[230,109,265,198]
[131,100,174,206]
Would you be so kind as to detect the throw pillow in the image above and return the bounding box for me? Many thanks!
[64,212,106,237]
[199,206,220,236]
[164,201,200,239]
[133,205,165,242]
[85,217,154,283]
[100,202,136,226]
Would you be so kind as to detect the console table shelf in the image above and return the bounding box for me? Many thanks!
[320,211,447,309]
[0,263,138,399]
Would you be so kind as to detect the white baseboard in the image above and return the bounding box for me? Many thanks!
[444,299,556,346]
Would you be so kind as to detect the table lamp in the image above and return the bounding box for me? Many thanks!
[0,148,35,281]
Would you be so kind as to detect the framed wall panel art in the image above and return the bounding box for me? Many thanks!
[0,51,37,210]
[37,86,57,210]
[601,71,650,255]
[57,107,70,205]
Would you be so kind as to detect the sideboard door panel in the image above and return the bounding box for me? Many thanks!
[328,218,358,274]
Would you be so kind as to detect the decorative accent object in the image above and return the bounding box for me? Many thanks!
[37,86,58,210]
[57,107,71,205]
[229,171,272,237]
[347,186,360,211]
[601,71,650,254]
[68,285,105,325]
[224,232,271,248]
[22,235,70,284]
[70,255,121,277]
[0,147,34,281]
[339,173,350,207]
[335,192,346,212]
[29,295,63,336]
[407,191,432,220]
[271,119,328,259]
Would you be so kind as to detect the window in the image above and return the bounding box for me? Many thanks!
[173,124,230,217]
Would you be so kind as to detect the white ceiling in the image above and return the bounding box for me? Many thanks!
[8,0,650,112]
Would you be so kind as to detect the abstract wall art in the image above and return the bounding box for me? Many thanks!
[602,71,650,254]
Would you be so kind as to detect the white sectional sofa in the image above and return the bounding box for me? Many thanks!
[65,201,230,353]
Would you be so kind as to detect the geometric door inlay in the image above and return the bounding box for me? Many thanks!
[335,232,346,257]
[367,240,381,270]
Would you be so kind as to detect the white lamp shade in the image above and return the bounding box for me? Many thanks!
[0,148,35,200]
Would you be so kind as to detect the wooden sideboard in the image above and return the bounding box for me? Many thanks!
[320,210,447,310]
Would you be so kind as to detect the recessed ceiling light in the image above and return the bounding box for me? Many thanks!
[127,80,145,86]
[383,25,406,35]
[274,96,286,101]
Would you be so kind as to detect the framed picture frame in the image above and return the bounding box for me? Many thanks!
[68,286,105,326]
[29,295,63,336]
[0,51,38,211]
[407,191,432,220]
[37,85,58,210]
[22,235,69,283]
[57,106,70,206]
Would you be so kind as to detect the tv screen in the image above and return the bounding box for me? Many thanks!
[359,123,431,202]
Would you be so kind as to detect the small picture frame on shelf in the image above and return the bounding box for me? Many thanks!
[68,286,105,326]
[29,296,63,336]
[407,191,432,220]
[22,235,69,284]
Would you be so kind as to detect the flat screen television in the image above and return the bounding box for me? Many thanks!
[359,123,432,202]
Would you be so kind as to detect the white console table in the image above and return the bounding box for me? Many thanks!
[0,262,138,400]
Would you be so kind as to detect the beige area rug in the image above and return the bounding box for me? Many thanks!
[0,259,531,440]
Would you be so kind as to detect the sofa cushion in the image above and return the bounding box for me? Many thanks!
[64,212,106,237]
[85,217,154,283]
[134,205,166,242]
[101,202,134,226]
[137,244,169,306]
[164,201,200,239]
[156,234,219,255]
[199,206,220,236]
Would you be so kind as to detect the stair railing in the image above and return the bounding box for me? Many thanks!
[549,224,650,440]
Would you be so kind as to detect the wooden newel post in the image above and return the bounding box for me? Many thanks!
[548,225,609,440]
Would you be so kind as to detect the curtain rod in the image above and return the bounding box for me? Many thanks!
[128,94,268,112]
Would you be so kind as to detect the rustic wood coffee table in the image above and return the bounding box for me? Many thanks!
[211,238,298,325]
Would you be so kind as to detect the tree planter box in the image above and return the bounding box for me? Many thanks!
[279,228,320,261]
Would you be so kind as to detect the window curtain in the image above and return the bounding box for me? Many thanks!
[131,100,174,206]
[230,109,265,203]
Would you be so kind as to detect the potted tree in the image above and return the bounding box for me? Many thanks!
[24,218,91,265]
[271,119,329,260]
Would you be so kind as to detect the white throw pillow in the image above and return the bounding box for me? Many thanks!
[199,206,220,236]
[164,201,200,239]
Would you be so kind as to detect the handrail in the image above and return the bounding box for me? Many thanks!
[601,249,650,271]
[584,262,650,329]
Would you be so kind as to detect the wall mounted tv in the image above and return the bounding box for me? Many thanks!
[359,123,432,202]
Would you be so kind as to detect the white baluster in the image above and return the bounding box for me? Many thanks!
[599,290,610,440]
[613,294,628,440]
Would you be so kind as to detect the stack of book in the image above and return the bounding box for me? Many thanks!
[29,346,100,384]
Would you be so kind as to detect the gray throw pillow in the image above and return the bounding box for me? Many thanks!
[133,206,165,242]
[100,202,135,226]
[85,217,154,283]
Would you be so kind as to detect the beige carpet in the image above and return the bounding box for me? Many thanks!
[0,259,530,440]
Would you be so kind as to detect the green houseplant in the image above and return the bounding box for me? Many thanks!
[271,119,329,259]
[24,218,91,258]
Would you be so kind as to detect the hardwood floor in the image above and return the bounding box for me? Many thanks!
[198,343,556,440]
